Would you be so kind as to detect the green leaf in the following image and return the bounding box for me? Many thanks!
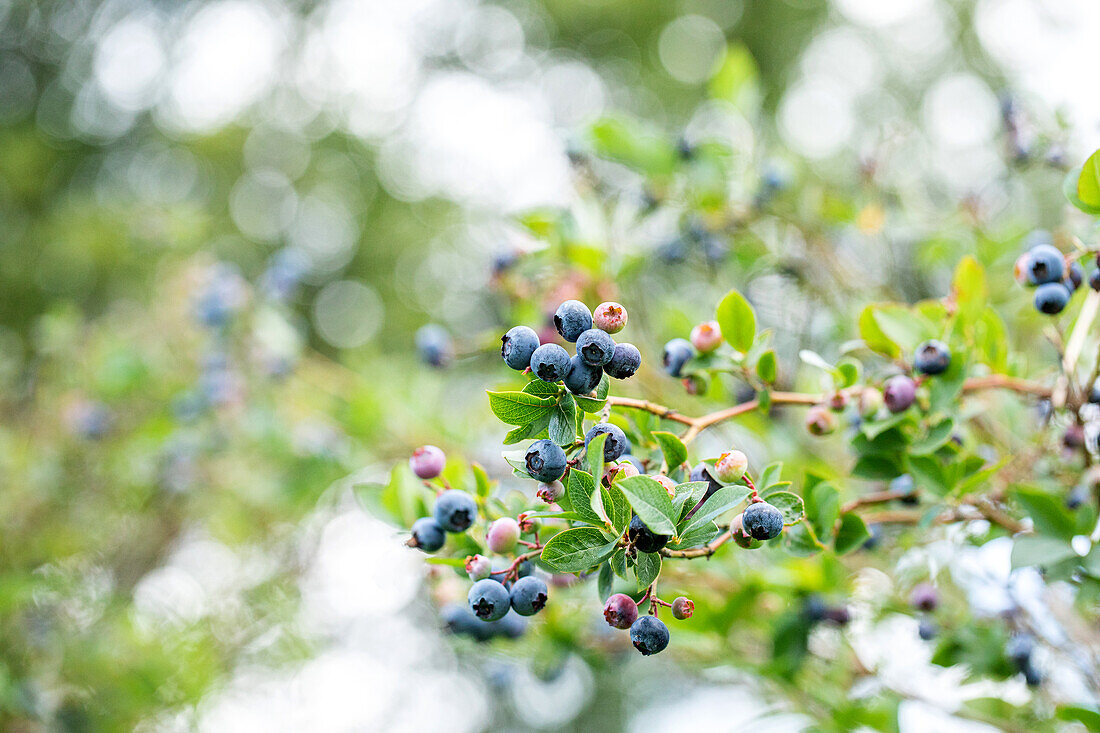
[1078,149,1100,209]
[680,484,751,536]
[549,393,578,446]
[424,557,467,567]
[652,431,688,470]
[952,256,987,323]
[911,419,955,455]
[672,480,710,519]
[487,390,555,426]
[766,492,805,525]
[1065,164,1100,215]
[799,349,835,374]
[1010,534,1076,569]
[709,43,758,106]
[758,462,783,489]
[634,552,661,587]
[597,562,613,601]
[616,475,678,536]
[836,359,860,388]
[852,455,903,480]
[610,548,628,578]
[834,513,871,554]
[808,483,840,538]
[472,463,492,498]
[1011,486,1076,541]
[566,470,602,525]
[574,394,607,413]
[858,304,901,358]
[602,483,632,531]
[756,350,777,383]
[1057,706,1100,730]
[503,413,551,444]
[595,374,610,399]
[523,379,561,398]
[540,527,619,572]
[872,305,936,352]
[668,522,720,550]
[587,432,607,482]
[716,288,755,353]
[589,116,678,176]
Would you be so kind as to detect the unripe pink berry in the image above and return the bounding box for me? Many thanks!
[805,405,837,436]
[690,321,722,352]
[651,474,677,498]
[730,513,756,549]
[884,375,917,413]
[487,518,520,553]
[712,450,748,483]
[909,583,938,612]
[1013,252,1032,286]
[615,461,640,480]
[465,554,492,580]
[409,445,446,479]
[593,302,628,334]
[859,387,883,418]
[536,480,565,503]
[671,596,694,620]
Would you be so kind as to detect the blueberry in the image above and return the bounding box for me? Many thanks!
[1034,282,1071,314]
[491,251,519,276]
[487,518,520,553]
[593,302,628,334]
[410,517,445,552]
[441,603,492,640]
[1091,269,1100,292]
[741,501,784,540]
[1013,252,1032,285]
[651,474,677,498]
[530,343,571,382]
[862,523,881,550]
[914,339,951,376]
[629,615,670,656]
[501,326,540,371]
[889,474,916,495]
[603,593,639,629]
[605,343,641,379]
[1065,261,1084,291]
[509,576,548,616]
[1023,664,1043,687]
[434,490,478,533]
[1064,424,1085,449]
[1067,483,1089,509]
[689,462,722,497]
[489,610,528,639]
[525,439,567,482]
[689,321,722,353]
[909,583,938,612]
[803,595,827,622]
[536,480,565,503]
[260,247,308,301]
[658,238,688,263]
[823,606,851,626]
[804,405,837,436]
[671,596,694,620]
[468,579,511,621]
[584,423,628,462]
[712,450,747,483]
[662,338,694,378]
[563,354,602,395]
[729,513,758,549]
[415,325,453,368]
[628,515,669,553]
[576,329,616,367]
[883,375,917,413]
[410,445,446,479]
[1025,243,1065,285]
[554,300,593,342]
[918,618,937,641]
[1089,378,1100,404]
[1006,633,1034,669]
[465,554,492,581]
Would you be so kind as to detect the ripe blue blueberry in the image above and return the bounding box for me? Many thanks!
[914,340,951,376]
[468,578,511,621]
[689,462,722,497]
[415,324,453,368]
[1025,243,1065,285]
[410,517,446,552]
[883,375,917,413]
[662,338,694,378]
[628,515,669,553]
[629,615,670,656]
[501,326,540,371]
[603,593,639,629]
[434,490,478,533]
[1091,269,1100,292]
[487,610,528,639]
[1065,261,1084,291]
[576,329,616,366]
[584,423,628,462]
[441,603,493,640]
[509,576,549,616]
[918,618,937,641]
[563,354,602,395]
[742,501,784,540]
[525,439,567,482]
[604,343,641,379]
[530,343,571,382]
[1034,282,1071,314]
[554,300,593,342]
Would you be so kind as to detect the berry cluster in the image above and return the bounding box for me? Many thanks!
[502,300,641,393]
[1012,232,1093,315]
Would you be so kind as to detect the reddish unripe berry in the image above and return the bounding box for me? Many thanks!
[730,513,757,549]
[410,445,446,479]
[805,405,837,436]
[651,474,677,498]
[883,375,917,413]
[487,518,520,553]
[671,596,694,620]
[1013,252,1032,285]
[690,321,722,352]
[465,554,492,581]
[612,461,640,480]
[712,450,748,483]
[593,302,628,334]
[829,392,848,412]
[603,593,639,629]
[536,480,565,503]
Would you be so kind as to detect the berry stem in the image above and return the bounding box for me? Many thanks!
[489,548,544,581]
